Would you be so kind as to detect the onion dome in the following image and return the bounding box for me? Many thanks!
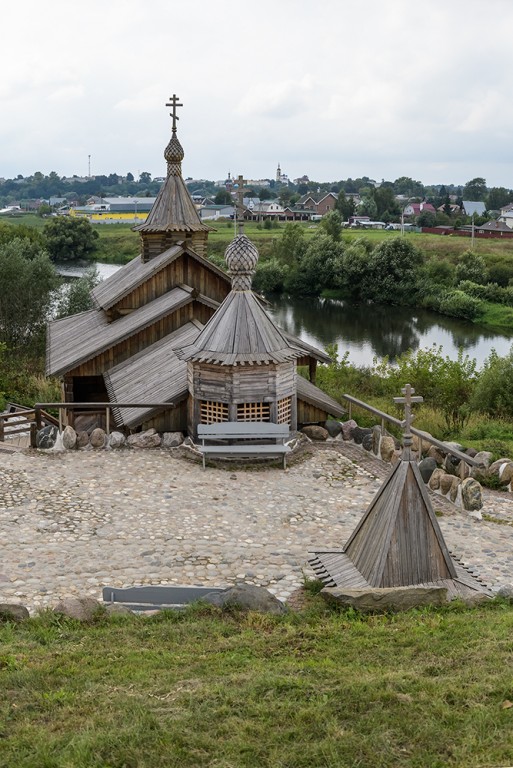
[225,234,259,291]
[164,131,185,176]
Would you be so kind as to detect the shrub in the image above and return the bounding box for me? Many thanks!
[472,347,513,419]
[438,290,484,321]
[253,259,288,294]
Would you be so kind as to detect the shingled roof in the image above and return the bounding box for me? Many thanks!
[47,285,217,377]
[104,320,203,428]
[134,127,209,235]
[91,243,229,311]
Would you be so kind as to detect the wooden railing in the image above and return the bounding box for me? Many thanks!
[0,406,58,443]
[341,393,480,479]
[31,402,174,448]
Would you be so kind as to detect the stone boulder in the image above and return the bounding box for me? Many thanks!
[472,451,493,471]
[444,453,461,477]
[461,477,483,511]
[90,427,107,449]
[108,431,126,449]
[77,430,90,448]
[36,425,59,450]
[351,426,372,445]
[321,586,448,613]
[162,431,184,449]
[0,603,30,622]
[427,445,446,466]
[418,457,437,484]
[104,603,133,616]
[62,425,77,450]
[440,473,459,496]
[428,467,445,491]
[53,597,102,622]
[341,419,357,441]
[465,447,478,458]
[301,425,329,441]
[372,426,382,455]
[362,433,374,452]
[325,420,342,438]
[412,431,433,456]
[488,459,513,485]
[202,584,287,615]
[380,436,396,462]
[127,428,162,449]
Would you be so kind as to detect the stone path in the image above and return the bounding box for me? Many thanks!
[1,444,513,614]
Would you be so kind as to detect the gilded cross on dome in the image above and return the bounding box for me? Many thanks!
[166,94,183,133]
[393,383,423,457]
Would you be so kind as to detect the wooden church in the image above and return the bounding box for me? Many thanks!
[46,96,345,435]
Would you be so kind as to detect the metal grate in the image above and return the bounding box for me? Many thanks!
[237,402,271,422]
[276,396,292,425]
[200,400,229,424]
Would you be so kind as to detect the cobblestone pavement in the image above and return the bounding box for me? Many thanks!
[1,444,513,613]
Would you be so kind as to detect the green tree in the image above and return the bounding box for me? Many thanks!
[463,177,487,201]
[55,267,100,318]
[273,223,307,266]
[455,249,488,285]
[285,233,343,295]
[335,190,355,221]
[393,176,425,198]
[366,238,425,304]
[472,347,513,419]
[0,238,58,351]
[214,189,232,205]
[42,217,99,262]
[126,172,134,182]
[486,187,512,211]
[373,186,399,219]
[417,211,436,227]
[319,211,342,241]
[337,238,374,299]
[139,171,152,184]
[357,196,377,218]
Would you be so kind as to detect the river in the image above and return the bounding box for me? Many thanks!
[63,262,513,368]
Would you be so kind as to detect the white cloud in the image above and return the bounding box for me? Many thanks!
[1,0,513,185]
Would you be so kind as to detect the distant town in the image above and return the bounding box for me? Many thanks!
[1,167,513,237]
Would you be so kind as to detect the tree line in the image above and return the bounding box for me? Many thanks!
[252,214,513,325]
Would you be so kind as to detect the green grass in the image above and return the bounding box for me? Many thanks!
[2,600,513,767]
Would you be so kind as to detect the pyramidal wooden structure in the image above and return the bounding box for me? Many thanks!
[310,385,491,600]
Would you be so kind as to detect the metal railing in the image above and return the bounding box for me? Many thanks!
[31,402,174,448]
[342,394,480,479]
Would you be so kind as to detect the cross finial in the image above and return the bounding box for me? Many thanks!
[234,174,246,234]
[393,383,423,458]
[166,94,183,133]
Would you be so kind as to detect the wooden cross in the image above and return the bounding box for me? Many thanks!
[234,174,246,233]
[166,94,183,133]
[393,383,423,454]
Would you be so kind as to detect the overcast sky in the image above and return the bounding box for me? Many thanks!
[1,0,512,187]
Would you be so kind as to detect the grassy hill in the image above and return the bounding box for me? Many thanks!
[1,597,513,767]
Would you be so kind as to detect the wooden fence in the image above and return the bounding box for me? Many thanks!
[341,394,480,479]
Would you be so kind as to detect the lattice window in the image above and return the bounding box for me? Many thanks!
[200,400,228,424]
[276,397,292,425]
[237,402,271,422]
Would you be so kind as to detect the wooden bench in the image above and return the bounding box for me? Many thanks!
[197,421,291,469]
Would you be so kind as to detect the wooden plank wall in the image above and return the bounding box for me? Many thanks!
[297,400,329,424]
[142,232,208,262]
[143,399,188,433]
[190,362,296,403]
[110,255,229,318]
[67,302,214,378]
